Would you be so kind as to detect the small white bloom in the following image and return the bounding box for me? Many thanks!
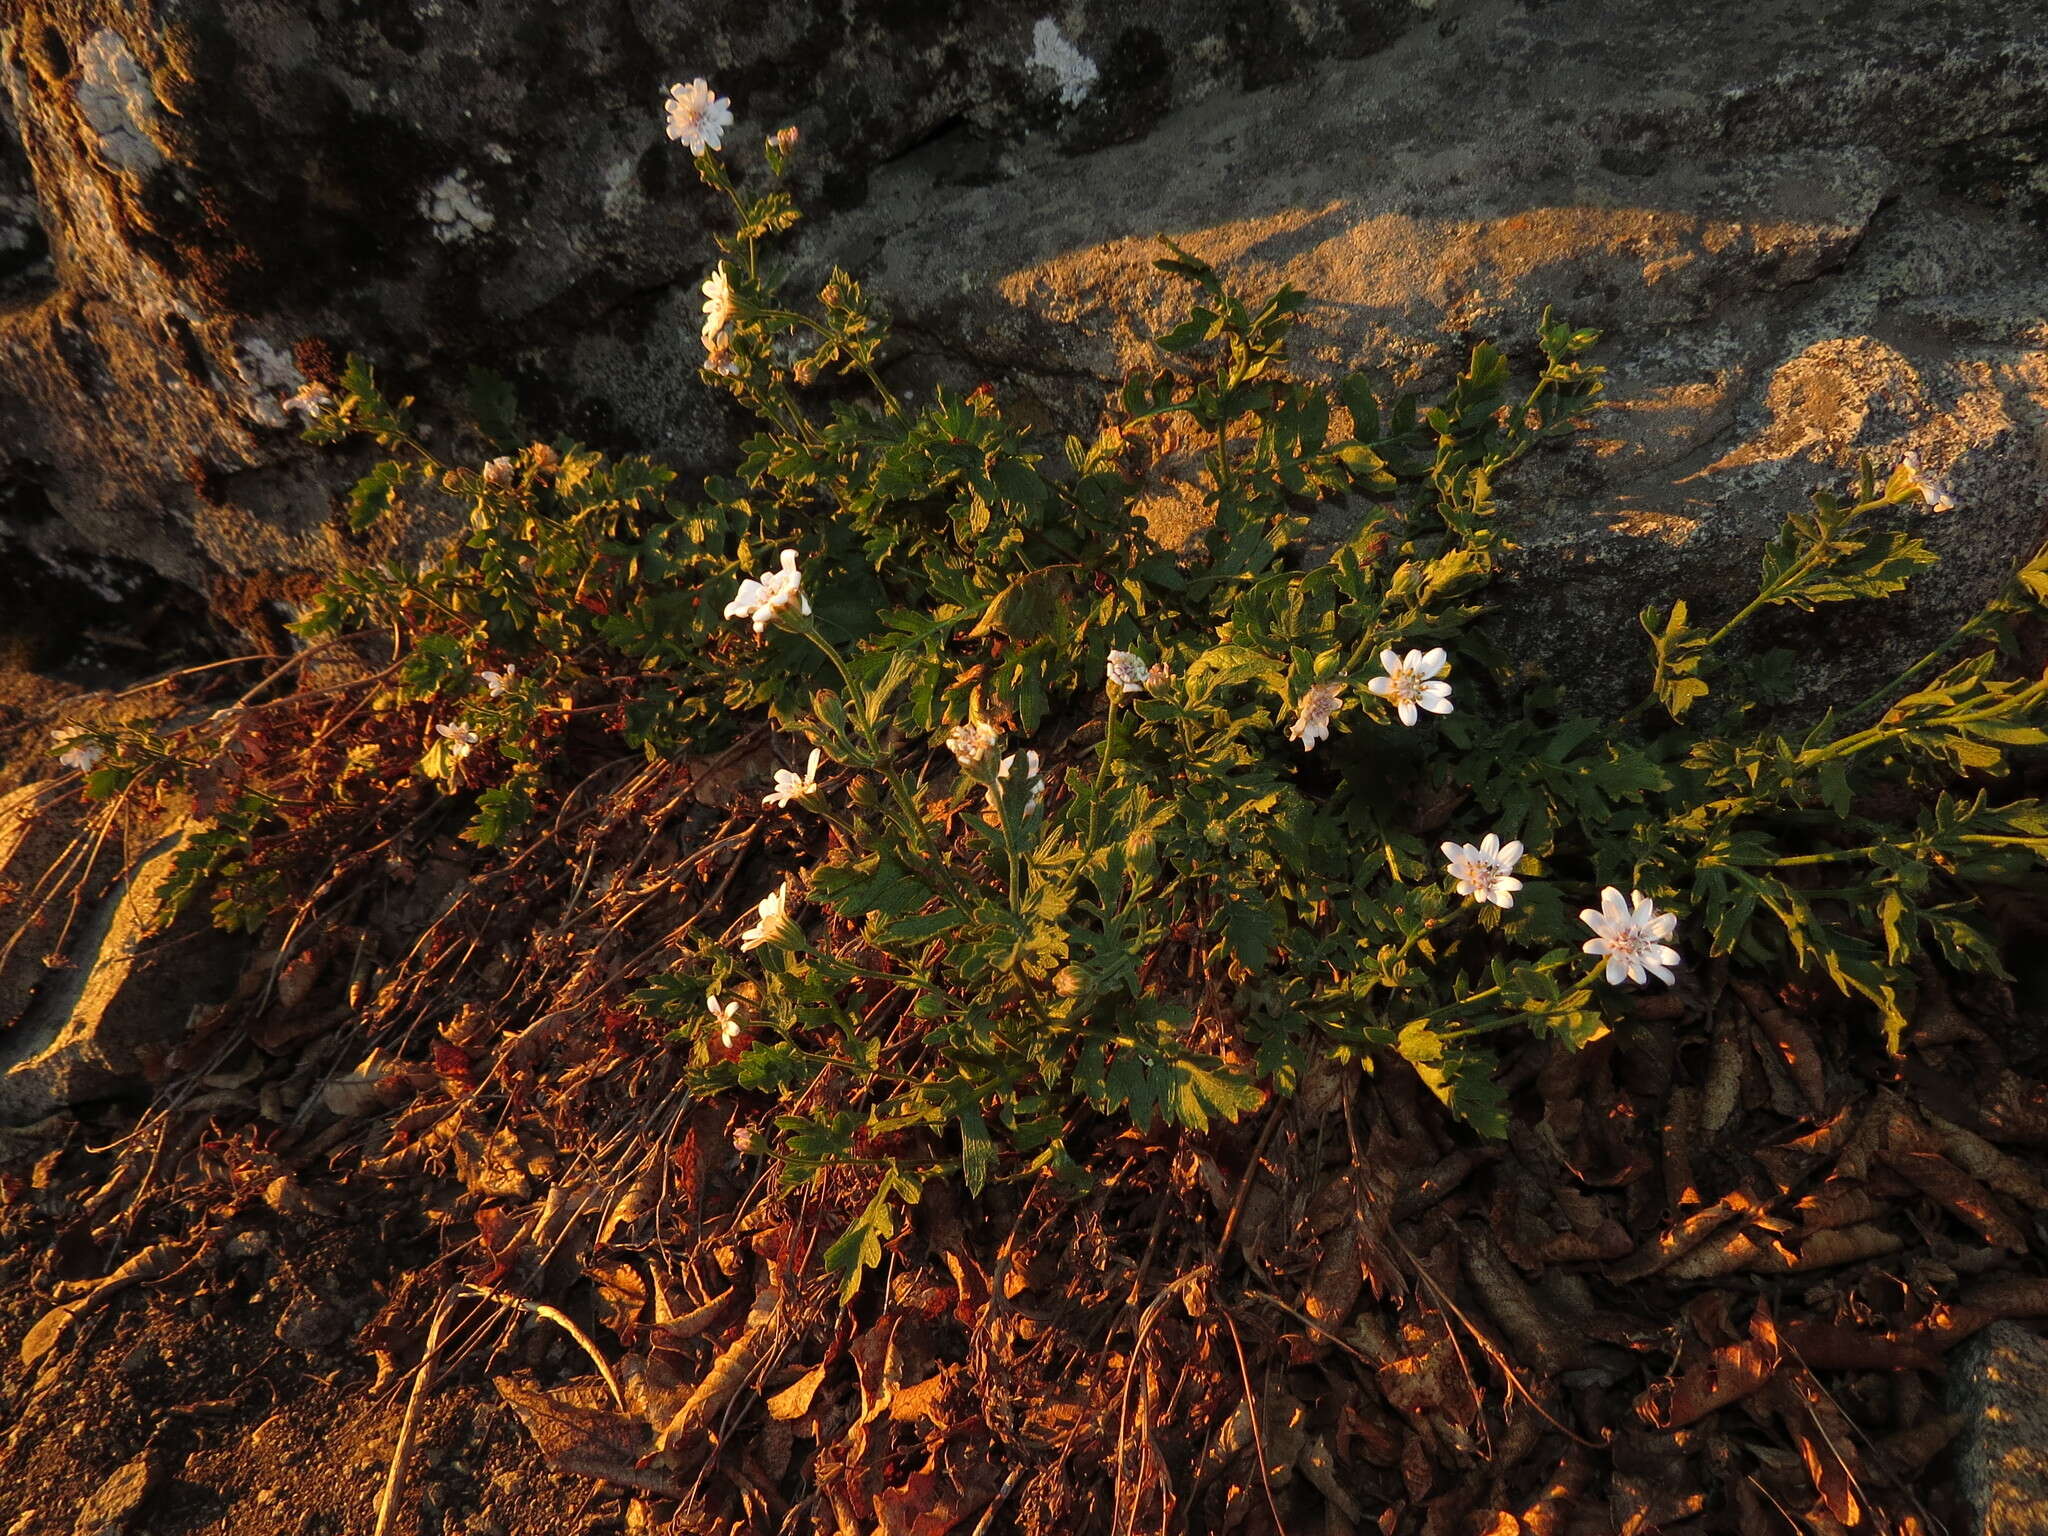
[480,666,515,697]
[946,721,1001,771]
[481,456,516,488]
[993,750,1044,817]
[1367,648,1454,727]
[280,381,333,420]
[1286,682,1346,751]
[1106,649,1150,695]
[1579,887,1682,987]
[52,725,103,773]
[734,1124,767,1154]
[665,78,734,154]
[701,264,736,348]
[739,881,800,952]
[707,992,743,1049]
[723,549,810,635]
[1898,451,1958,514]
[435,722,479,760]
[1145,660,1174,691]
[1441,833,1525,909]
[764,748,825,810]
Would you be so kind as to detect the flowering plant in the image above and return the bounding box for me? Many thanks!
[111,80,2048,1300]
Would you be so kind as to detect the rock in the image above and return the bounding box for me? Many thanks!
[0,822,242,1123]
[808,0,2048,697]
[69,1451,157,1536]
[2,0,2043,701]
[0,0,1415,613]
[1952,1321,2048,1536]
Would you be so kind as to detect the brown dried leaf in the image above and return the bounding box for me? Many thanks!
[765,1363,827,1421]
[1699,1008,1747,1134]
[1611,1187,1760,1281]
[1788,1224,1904,1271]
[1794,1181,1888,1235]
[495,1371,678,1495]
[656,1284,778,1452]
[1636,1300,1780,1428]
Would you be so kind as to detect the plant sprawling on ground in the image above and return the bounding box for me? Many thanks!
[55,97,2048,1299]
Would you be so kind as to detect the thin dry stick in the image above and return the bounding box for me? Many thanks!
[1222,1308,1289,1536]
[968,1468,1023,1536]
[461,1283,626,1408]
[373,1288,457,1536]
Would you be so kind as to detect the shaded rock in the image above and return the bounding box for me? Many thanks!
[1952,1322,2048,1536]
[0,822,241,1123]
[805,0,2048,698]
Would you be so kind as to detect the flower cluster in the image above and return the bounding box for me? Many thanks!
[1898,451,1958,514]
[1580,888,1682,986]
[1441,834,1524,909]
[993,750,1044,818]
[706,992,744,1048]
[724,550,810,635]
[700,264,740,375]
[740,882,800,952]
[1286,682,1345,751]
[435,722,478,760]
[946,721,1000,771]
[1368,648,1454,727]
[665,78,733,155]
[764,748,825,810]
[51,725,102,773]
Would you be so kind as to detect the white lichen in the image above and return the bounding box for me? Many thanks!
[75,29,164,174]
[1029,18,1099,108]
[421,171,495,243]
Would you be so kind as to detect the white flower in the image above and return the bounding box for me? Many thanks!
[435,722,479,760]
[1579,887,1682,987]
[1146,660,1174,691]
[993,750,1044,817]
[52,725,102,773]
[1898,451,1958,514]
[723,550,810,635]
[481,456,516,488]
[764,748,825,810]
[707,992,744,1049]
[1367,648,1454,727]
[479,666,515,697]
[703,337,740,378]
[701,264,736,348]
[1286,682,1346,751]
[1441,833,1525,909]
[739,881,800,952]
[280,381,333,420]
[665,78,733,154]
[1106,649,1150,695]
[946,721,1000,771]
